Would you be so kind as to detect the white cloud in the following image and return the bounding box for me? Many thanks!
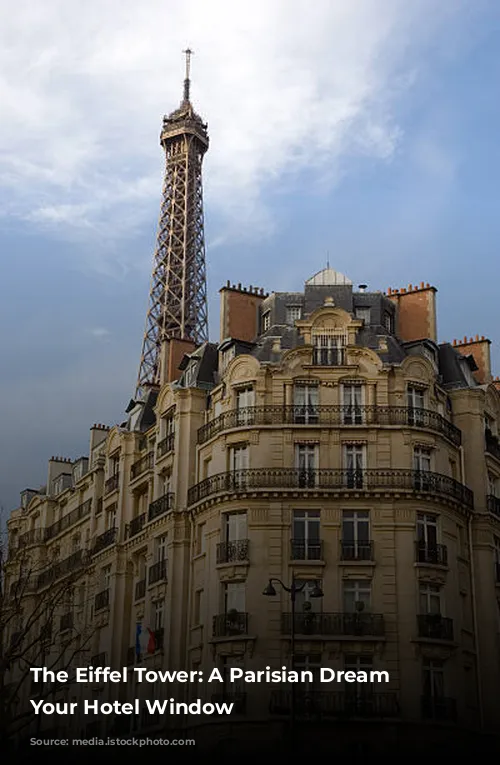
[88,327,111,339]
[0,0,470,266]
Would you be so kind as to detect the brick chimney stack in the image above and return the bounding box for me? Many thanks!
[385,282,437,343]
[219,281,269,344]
[452,335,492,384]
[160,337,197,384]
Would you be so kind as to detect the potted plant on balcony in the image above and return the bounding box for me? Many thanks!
[226,608,241,635]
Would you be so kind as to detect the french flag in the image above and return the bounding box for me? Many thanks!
[135,623,156,658]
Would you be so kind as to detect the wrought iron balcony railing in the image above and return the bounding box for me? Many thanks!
[157,433,175,458]
[127,513,146,539]
[188,469,473,509]
[216,539,249,564]
[487,494,500,519]
[270,690,399,718]
[198,405,461,446]
[211,693,247,713]
[290,538,323,561]
[135,579,146,601]
[130,451,154,480]
[17,528,45,549]
[281,612,385,637]
[95,588,110,611]
[213,611,248,638]
[148,559,167,585]
[421,695,457,722]
[60,612,74,632]
[45,499,92,541]
[485,429,500,460]
[415,541,448,566]
[148,492,174,523]
[37,549,89,589]
[91,527,117,556]
[104,473,120,495]
[340,541,373,561]
[417,614,454,641]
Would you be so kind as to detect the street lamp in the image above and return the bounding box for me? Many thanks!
[263,577,324,738]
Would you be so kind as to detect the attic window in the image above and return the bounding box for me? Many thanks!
[184,361,197,387]
[286,306,302,325]
[383,312,393,333]
[262,311,271,332]
[220,344,235,373]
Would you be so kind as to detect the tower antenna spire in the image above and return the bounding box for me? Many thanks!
[183,47,193,102]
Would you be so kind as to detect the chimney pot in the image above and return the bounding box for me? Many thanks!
[420,281,424,289]
[475,334,479,341]
[481,335,485,340]
[408,284,412,291]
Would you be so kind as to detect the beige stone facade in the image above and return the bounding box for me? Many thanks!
[4,270,500,752]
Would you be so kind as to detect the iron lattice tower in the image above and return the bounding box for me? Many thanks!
[135,50,209,399]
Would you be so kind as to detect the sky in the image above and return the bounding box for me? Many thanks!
[1,0,500,513]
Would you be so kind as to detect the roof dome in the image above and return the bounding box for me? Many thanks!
[306,268,352,286]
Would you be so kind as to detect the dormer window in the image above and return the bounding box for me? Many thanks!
[220,344,235,373]
[286,305,302,325]
[184,361,197,387]
[262,311,271,332]
[383,312,393,333]
[312,330,347,366]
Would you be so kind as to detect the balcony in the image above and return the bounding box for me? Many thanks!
[415,542,448,566]
[281,612,384,638]
[212,611,249,638]
[487,495,500,519]
[60,612,74,632]
[91,652,106,667]
[148,559,167,585]
[421,695,457,722]
[148,492,174,523]
[37,549,89,589]
[417,614,454,641]
[91,527,117,556]
[130,451,154,481]
[127,514,146,539]
[104,473,120,495]
[135,579,146,601]
[197,405,461,446]
[18,528,45,549]
[270,690,399,718]
[188,469,473,510]
[485,429,500,461]
[211,693,247,713]
[216,539,249,564]
[340,541,373,561]
[290,539,323,561]
[157,433,175,458]
[45,499,92,541]
[95,588,110,611]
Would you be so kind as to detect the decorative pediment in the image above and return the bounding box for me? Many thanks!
[225,354,260,385]
[401,356,435,383]
[343,347,383,374]
[156,383,176,415]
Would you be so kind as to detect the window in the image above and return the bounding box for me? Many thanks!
[229,445,249,488]
[407,385,425,425]
[221,656,245,698]
[489,474,499,497]
[383,312,393,333]
[71,534,80,552]
[355,307,371,324]
[293,383,319,424]
[295,654,322,690]
[220,345,235,373]
[422,659,444,701]
[236,387,255,425]
[196,523,206,555]
[106,504,116,530]
[413,446,432,490]
[416,513,445,564]
[343,580,371,612]
[102,565,111,590]
[223,582,246,613]
[262,311,271,332]
[342,510,371,560]
[152,600,164,631]
[295,444,317,487]
[161,472,172,495]
[155,534,167,562]
[292,510,321,560]
[344,655,374,703]
[312,330,346,366]
[286,305,302,325]
[184,361,197,387]
[419,583,441,614]
[193,589,203,625]
[110,454,120,475]
[295,580,323,613]
[343,443,365,488]
[225,512,247,542]
[342,383,364,424]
